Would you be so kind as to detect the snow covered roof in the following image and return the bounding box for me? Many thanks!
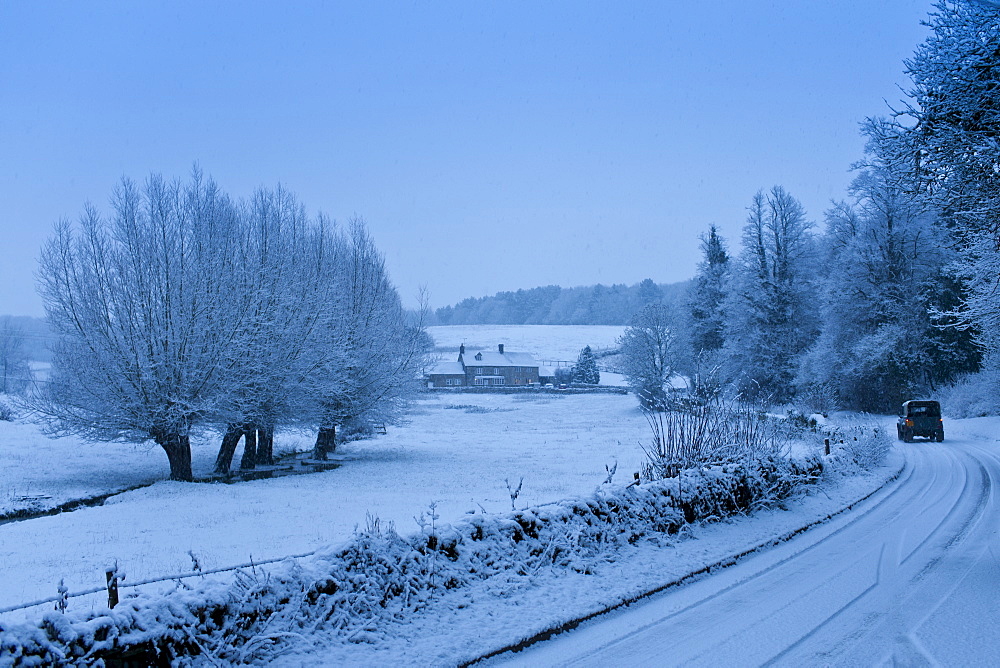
[428,361,466,375]
[463,350,540,368]
[668,375,690,390]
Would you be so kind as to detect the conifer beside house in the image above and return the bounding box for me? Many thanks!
[572,345,601,385]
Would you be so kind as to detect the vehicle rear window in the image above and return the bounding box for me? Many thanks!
[907,402,941,417]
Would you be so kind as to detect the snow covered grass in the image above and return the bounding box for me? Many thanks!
[0,390,906,665]
[820,414,891,472]
[0,420,181,518]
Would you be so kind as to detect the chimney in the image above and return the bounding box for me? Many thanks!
[498,344,504,355]
[460,343,465,355]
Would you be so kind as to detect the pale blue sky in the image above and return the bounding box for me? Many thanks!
[1,1,933,317]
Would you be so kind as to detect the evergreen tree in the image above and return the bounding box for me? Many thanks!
[688,225,730,354]
[572,345,601,385]
[637,278,663,307]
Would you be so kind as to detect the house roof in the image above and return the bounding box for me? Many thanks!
[462,350,540,368]
[428,361,466,375]
[668,374,690,390]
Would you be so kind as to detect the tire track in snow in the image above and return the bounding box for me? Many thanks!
[494,439,1000,667]
[471,453,910,666]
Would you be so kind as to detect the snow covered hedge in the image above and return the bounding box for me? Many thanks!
[0,454,822,666]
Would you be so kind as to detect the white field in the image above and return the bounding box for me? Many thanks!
[0,391,652,615]
[427,324,624,362]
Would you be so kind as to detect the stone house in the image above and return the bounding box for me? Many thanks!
[427,344,542,388]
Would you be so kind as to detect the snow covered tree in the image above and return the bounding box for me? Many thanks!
[36,171,249,481]
[868,0,1000,355]
[0,318,32,395]
[724,187,818,403]
[311,219,429,459]
[619,304,678,409]
[35,169,425,479]
[799,168,934,411]
[688,225,729,355]
[686,225,731,399]
[212,190,341,473]
[637,278,663,307]
[572,345,600,385]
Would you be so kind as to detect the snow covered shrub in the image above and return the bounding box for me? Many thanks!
[822,417,890,472]
[940,369,1000,418]
[641,395,783,479]
[337,416,376,442]
[0,394,18,421]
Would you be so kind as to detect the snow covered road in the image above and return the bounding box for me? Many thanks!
[499,436,1000,666]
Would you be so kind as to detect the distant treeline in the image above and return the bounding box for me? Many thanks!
[432,279,691,326]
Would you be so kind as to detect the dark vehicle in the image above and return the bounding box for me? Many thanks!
[897,400,944,442]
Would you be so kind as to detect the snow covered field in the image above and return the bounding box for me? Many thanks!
[1,325,640,617]
[427,325,624,362]
[0,392,651,618]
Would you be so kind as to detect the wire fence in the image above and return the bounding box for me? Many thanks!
[0,549,319,618]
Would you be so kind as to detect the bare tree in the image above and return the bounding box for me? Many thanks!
[619,304,678,410]
[312,219,429,459]
[36,171,250,481]
[213,197,345,473]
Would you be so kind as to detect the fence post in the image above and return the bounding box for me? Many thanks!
[55,579,68,613]
[105,563,120,609]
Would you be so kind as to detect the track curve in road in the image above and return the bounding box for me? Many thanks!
[498,439,1000,666]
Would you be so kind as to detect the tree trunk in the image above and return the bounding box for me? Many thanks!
[155,431,193,482]
[214,423,244,474]
[313,424,336,460]
[258,424,274,466]
[240,427,258,470]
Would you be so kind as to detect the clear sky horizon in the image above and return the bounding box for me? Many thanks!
[1,1,934,318]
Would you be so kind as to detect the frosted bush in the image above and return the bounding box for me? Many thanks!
[0,394,18,422]
[823,416,889,472]
[939,369,1000,418]
[641,396,786,479]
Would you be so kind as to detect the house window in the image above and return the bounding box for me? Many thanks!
[494,368,501,375]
